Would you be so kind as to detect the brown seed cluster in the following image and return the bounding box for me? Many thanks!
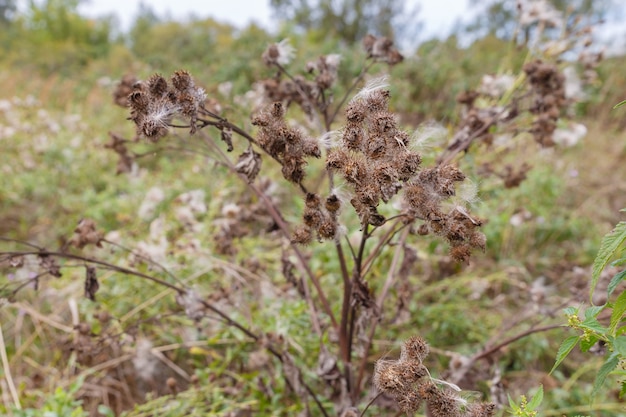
[292,193,342,244]
[252,102,321,184]
[327,87,422,228]
[523,60,567,146]
[128,70,207,141]
[306,54,342,91]
[374,336,495,416]
[69,218,104,249]
[113,74,138,108]
[403,167,485,263]
[259,75,319,117]
[362,34,404,65]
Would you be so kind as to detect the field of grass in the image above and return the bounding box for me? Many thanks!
[1,7,626,417]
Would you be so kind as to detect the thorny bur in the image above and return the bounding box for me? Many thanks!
[127,70,207,140]
[374,336,496,416]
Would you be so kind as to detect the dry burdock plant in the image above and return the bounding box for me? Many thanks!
[0,4,600,414]
[373,337,495,417]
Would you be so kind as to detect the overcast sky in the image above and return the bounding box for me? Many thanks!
[75,0,470,39]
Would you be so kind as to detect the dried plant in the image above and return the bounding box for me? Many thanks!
[0,10,602,414]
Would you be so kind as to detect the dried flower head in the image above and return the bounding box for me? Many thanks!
[252,102,319,184]
[362,34,404,65]
[69,218,104,249]
[262,39,295,66]
[401,335,430,363]
[127,70,208,140]
[113,74,138,107]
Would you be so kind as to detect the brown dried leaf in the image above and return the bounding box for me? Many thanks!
[221,127,234,152]
[235,146,262,183]
[85,266,99,301]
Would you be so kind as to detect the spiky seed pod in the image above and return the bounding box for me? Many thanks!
[270,101,285,118]
[292,225,313,245]
[364,89,390,113]
[343,124,364,150]
[171,70,193,92]
[426,389,462,417]
[303,206,324,228]
[346,101,366,123]
[302,137,321,158]
[342,157,366,185]
[466,403,497,417]
[147,74,169,98]
[318,219,337,240]
[325,195,341,213]
[445,220,467,242]
[362,34,376,55]
[404,183,428,208]
[128,90,149,112]
[399,360,428,382]
[305,193,321,208]
[450,244,472,263]
[372,112,396,135]
[326,148,348,170]
[396,390,424,413]
[366,136,387,159]
[400,336,430,363]
[282,159,306,183]
[396,151,422,181]
[417,223,429,235]
[469,231,487,251]
[439,165,466,182]
[373,360,406,393]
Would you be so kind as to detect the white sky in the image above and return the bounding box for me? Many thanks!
[75,0,470,39]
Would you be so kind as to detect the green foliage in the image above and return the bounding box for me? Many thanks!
[11,377,113,417]
[269,0,418,43]
[0,0,112,74]
[591,214,626,299]
[508,385,543,417]
[556,209,626,403]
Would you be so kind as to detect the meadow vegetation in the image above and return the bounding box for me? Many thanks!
[1,1,626,416]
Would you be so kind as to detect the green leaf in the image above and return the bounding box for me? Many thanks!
[608,269,626,298]
[564,306,578,316]
[612,335,626,357]
[614,99,626,109]
[551,335,580,374]
[580,334,600,352]
[591,221,626,301]
[592,352,620,401]
[580,317,608,334]
[527,385,543,411]
[610,290,626,334]
[610,257,626,267]
[507,394,517,411]
[584,305,604,319]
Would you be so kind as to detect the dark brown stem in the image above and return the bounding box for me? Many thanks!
[4,250,183,293]
[360,220,408,277]
[337,241,353,387]
[354,227,409,396]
